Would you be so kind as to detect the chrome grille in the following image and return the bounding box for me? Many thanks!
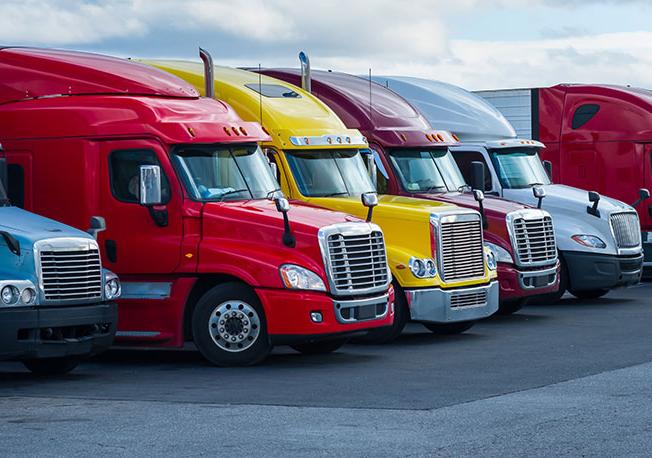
[450,289,488,308]
[511,214,557,266]
[439,216,485,281]
[39,246,102,301]
[610,212,641,248]
[326,230,389,295]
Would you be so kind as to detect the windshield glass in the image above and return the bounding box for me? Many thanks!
[285,149,375,197]
[388,148,467,193]
[172,144,279,201]
[489,148,551,189]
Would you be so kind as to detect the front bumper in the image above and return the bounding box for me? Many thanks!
[564,250,643,292]
[256,287,394,339]
[405,281,499,323]
[0,302,117,362]
[497,262,560,301]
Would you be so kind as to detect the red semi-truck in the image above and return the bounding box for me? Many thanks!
[258,57,560,314]
[477,85,652,271]
[0,47,394,366]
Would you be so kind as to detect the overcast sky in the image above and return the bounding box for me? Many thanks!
[1,0,650,90]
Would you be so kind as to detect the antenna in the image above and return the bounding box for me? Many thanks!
[368,68,373,123]
[258,63,263,125]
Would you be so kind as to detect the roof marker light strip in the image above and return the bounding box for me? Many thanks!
[289,134,368,147]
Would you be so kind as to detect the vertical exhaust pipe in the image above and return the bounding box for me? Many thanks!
[199,47,215,98]
[299,51,311,93]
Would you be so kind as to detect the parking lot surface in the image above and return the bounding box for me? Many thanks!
[1,282,651,456]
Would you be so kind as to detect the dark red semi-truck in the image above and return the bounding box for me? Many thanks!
[477,85,652,271]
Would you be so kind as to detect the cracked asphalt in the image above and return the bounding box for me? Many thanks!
[1,282,651,456]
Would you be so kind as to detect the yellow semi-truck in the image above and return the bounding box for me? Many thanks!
[143,57,499,342]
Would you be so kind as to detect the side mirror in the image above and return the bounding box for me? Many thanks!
[632,188,650,208]
[470,161,486,191]
[0,157,7,192]
[587,191,601,217]
[139,165,163,206]
[533,186,546,209]
[472,190,485,202]
[274,196,291,213]
[361,192,378,222]
[543,160,553,181]
[87,216,106,240]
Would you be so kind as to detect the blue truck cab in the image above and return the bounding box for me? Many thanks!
[0,150,119,374]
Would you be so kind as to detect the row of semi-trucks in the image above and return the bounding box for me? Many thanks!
[0,47,646,374]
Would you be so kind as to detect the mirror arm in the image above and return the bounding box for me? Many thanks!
[281,212,295,247]
[148,206,169,227]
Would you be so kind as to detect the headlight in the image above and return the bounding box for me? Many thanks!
[572,234,606,249]
[1,285,19,305]
[485,242,513,264]
[485,248,497,271]
[279,264,326,292]
[409,257,437,278]
[103,270,122,300]
[20,288,36,305]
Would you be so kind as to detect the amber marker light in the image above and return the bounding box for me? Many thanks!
[223,126,232,136]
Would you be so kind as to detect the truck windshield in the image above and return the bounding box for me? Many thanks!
[489,148,551,189]
[285,149,375,197]
[172,144,279,201]
[388,148,467,193]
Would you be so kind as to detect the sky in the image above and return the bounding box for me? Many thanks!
[0,0,650,90]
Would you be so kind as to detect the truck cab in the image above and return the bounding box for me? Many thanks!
[258,63,560,315]
[386,77,644,300]
[145,58,500,343]
[0,149,118,375]
[0,47,394,367]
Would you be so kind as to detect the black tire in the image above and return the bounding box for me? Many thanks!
[498,298,527,315]
[290,338,348,355]
[353,281,408,344]
[570,289,609,300]
[423,321,475,335]
[192,282,271,367]
[22,357,81,375]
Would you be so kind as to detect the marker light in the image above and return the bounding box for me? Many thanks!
[239,127,247,136]
[223,127,232,136]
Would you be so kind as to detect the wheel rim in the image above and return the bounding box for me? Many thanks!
[208,300,261,352]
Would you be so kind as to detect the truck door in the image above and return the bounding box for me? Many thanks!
[98,140,184,275]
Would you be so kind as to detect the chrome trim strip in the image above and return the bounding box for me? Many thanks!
[120,282,172,300]
[115,331,162,338]
[516,265,558,290]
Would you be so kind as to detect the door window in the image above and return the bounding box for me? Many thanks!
[571,104,600,129]
[109,150,170,204]
[451,151,492,191]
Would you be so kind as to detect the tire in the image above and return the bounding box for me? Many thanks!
[498,298,527,315]
[290,338,348,355]
[23,357,81,375]
[353,281,408,344]
[192,282,271,367]
[570,289,609,300]
[423,321,475,335]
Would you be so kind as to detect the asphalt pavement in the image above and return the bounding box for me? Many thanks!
[1,282,651,456]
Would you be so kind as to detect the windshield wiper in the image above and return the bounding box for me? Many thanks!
[319,191,350,197]
[424,185,447,194]
[218,188,249,202]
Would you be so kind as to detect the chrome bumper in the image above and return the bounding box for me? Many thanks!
[517,265,558,289]
[405,281,499,323]
[333,293,390,324]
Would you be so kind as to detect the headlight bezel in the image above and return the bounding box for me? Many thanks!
[484,247,498,271]
[409,257,437,279]
[571,234,607,249]
[103,269,122,300]
[484,241,513,264]
[279,264,327,292]
[0,280,38,307]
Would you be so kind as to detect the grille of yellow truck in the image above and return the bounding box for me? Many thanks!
[450,289,488,308]
[39,247,103,301]
[327,230,389,294]
[610,212,641,248]
[512,215,557,266]
[439,218,485,281]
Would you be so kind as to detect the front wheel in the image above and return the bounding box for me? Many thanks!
[570,289,609,300]
[192,282,271,367]
[498,298,527,315]
[23,357,81,375]
[423,321,475,335]
[290,338,348,355]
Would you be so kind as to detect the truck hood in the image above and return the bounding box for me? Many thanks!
[503,184,639,255]
[0,206,92,253]
[414,191,529,215]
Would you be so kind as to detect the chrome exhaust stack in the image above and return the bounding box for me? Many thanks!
[299,51,311,93]
[199,47,215,98]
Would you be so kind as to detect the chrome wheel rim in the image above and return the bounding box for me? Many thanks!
[208,300,261,352]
